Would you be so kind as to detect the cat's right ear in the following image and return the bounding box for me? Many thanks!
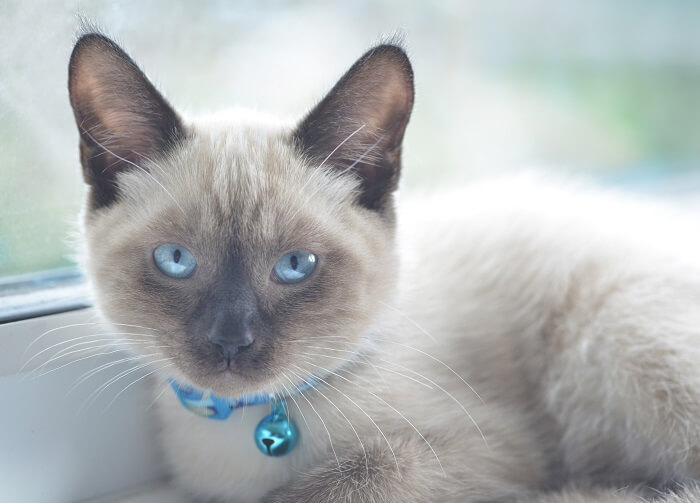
[68,33,184,209]
[293,44,414,213]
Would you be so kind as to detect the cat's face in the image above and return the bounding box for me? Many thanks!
[80,120,398,396]
[68,34,413,396]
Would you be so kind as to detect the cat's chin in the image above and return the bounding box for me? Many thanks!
[197,368,274,398]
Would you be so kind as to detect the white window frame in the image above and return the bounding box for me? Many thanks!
[0,268,90,324]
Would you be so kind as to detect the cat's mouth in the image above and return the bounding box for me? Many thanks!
[172,332,281,394]
[184,361,277,398]
[220,368,248,381]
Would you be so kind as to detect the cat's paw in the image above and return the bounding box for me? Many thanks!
[264,442,424,503]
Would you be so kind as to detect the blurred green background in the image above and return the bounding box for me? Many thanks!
[1,0,699,278]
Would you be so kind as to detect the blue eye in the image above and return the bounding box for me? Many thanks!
[273,251,317,284]
[153,244,197,278]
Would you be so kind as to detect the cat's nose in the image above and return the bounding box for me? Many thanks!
[209,330,255,364]
[207,311,256,365]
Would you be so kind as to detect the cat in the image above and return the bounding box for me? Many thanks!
[67,32,700,502]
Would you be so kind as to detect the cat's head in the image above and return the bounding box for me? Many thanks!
[68,33,413,396]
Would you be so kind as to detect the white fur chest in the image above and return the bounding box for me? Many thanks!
[156,389,326,503]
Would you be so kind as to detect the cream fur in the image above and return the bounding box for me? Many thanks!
[145,140,700,501]
[73,42,700,502]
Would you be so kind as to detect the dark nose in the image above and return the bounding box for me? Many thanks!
[207,311,256,365]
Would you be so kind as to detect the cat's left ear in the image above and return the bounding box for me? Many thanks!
[68,33,184,209]
[293,44,414,212]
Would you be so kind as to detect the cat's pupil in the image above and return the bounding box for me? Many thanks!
[174,249,181,263]
[290,255,298,270]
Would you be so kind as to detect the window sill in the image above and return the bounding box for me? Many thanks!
[0,268,90,324]
[87,482,186,503]
[0,308,168,502]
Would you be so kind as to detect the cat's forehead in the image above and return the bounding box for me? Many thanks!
[182,113,300,213]
[118,110,359,246]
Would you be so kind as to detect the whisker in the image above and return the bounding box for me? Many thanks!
[280,373,342,472]
[300,124,366,192]
[379,301,438,343]
[292,363,401,478]
[305,138,381,214]
[46,336,156,361]
[240,393,247,423]
[287,367,369,479]
[23,321,160,360]
[372,337,485,404]
[303,359,446,476]
[301,351,433,390]
[357,351,388,386]
[30,339,160,376]
[80,127,186,215]
[287,124,367,223]
[146,378,174,411]
[80,356,170,413]
[301,348,488,449]
[323,362,376,389]
[68,348,170,394]
[21,332,157,372]
[131,150,168,177]
[278,374,313,437]
[343,135,382,172]
[378,357,490,451]
[297,334,354,341]
[104,361,175,412]
[300,335,356,341]
[30,347,147,380]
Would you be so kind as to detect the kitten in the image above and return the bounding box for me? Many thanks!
[68,33,700,502]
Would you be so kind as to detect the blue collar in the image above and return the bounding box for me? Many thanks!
[168,377,315,421]
[169,378,311,457]
[169,365,354,457]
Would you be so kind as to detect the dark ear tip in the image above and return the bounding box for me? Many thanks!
[361,44,414,88]
[367,43,411,64]
[75,32,111,45]
[69,34,105,98]
[70,33,118,64]
[68,33,132,99]
[370,43,410,60]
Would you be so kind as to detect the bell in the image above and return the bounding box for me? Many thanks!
[254,400,299,457]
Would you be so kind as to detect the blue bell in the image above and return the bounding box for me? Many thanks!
[254,400,299,457]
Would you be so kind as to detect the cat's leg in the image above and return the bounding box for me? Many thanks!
[539,266,700,483]
[264,431,542,503]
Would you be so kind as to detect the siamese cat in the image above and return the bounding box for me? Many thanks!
[68,32,700,502]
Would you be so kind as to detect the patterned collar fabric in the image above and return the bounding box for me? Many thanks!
[168,377,316,420]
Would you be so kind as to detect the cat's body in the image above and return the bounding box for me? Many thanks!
[68,33,700,502]
[157,165,700,502]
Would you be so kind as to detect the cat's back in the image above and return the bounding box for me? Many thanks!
[392,175,700,400]
[397,175,700,303]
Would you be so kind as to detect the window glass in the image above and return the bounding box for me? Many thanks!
[1,0,699,280]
